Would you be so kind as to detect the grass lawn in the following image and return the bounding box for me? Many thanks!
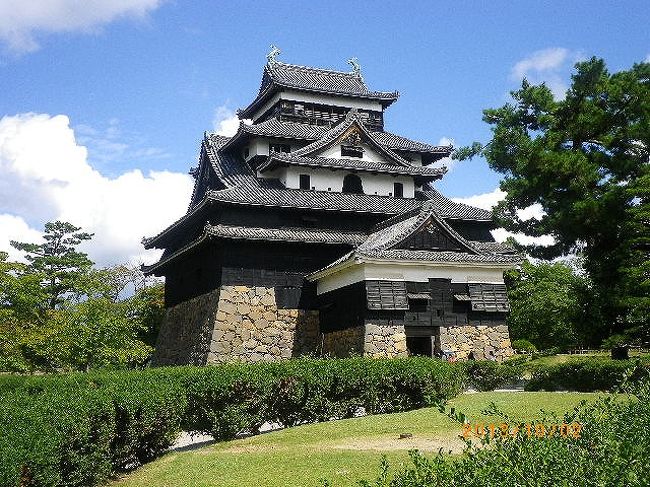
[113,392,602,487]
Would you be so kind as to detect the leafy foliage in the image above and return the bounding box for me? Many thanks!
[356,368,650,486]
[505,260,594,348]
[10,221,94,309]
[458,57,650,335]
[0,358,464,487]
[0,222,163,372]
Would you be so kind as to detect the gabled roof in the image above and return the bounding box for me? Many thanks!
[307,203,521,280]
[238,61,399,118]
[359,201,481,254]
[221,119,451,163]
[257,152,446,178]
[290,110,414,168]
[143,137,491,250]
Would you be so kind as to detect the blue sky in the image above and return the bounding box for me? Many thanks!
[0,0,648,265]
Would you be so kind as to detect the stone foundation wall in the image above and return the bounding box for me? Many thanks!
[322,326,365,357]
[153,286,319,365]
[322,323,408,358]
[364,323,408,358]
[208,285,319,363]
[439,324,513,362]
[152,289,220,366]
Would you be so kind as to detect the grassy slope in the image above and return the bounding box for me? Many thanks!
[113,392,600,487]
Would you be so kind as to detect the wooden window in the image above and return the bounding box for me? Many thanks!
[366,280,409,310]
[341,145,364,158]
[299,174,311,190]
[394,182,404,198]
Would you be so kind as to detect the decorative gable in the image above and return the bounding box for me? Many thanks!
[397,219,463,252]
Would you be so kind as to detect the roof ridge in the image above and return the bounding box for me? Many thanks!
[269,60,362,78]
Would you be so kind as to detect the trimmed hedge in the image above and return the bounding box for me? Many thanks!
[0,357,464,487]
[3,356,645,487]
[525,358,649,391]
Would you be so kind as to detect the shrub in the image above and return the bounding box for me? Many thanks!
[525,358,649,391]
[463,361,524,391]
[0,357,465,487]
[511,339,537,353]
[355,370,650,486]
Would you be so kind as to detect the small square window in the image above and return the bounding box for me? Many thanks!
[299,174,311,190]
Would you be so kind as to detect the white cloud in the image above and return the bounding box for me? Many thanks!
[212,107,241,137]
[0,214,43,262]
[510,47,573,99]
[0,113,193,267]
[453,188,505,211]
[645,54,650,63]
[452,188,553,247]
[0,0,163,54]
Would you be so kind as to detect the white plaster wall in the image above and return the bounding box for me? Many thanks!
[267,166,414,197]
[246,136,305,161]
[315,261,509,295]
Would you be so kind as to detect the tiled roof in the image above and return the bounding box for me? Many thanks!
[470,241,517,254]
[239,61,399,118]
[206,186,424,214]
[291,110,413,167]
[258,152,446,178]
[144,223,363,274]
[207,223,365,245]
[419,190,493,221]
[240,118,329,140]
[357,249,523,265]
[144,140,491,249]
[224,119,452,161]
[373,131,452,155]
[359,201,477,254]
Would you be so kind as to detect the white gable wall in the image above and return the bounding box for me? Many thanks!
[319,143,384,162]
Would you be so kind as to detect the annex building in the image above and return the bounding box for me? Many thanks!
[144,49,520,365]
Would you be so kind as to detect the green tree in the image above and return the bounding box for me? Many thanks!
[505,260,592,349]
[458,58,650,336]
[11,221,94,309]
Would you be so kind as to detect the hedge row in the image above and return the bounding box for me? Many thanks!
[525,358,649,391]
[0,357,464,487]
[2,356,646,487]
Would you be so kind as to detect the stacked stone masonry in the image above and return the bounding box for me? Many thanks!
[208,285,319,362]
[153,287,512,364]
[152,289,220,365]
[439,324,513,362]
[322,323,408,358]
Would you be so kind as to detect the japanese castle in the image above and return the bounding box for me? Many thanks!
[144,49,520,365]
